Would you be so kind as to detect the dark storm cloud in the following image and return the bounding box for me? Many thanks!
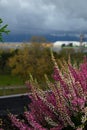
[0,0,87,34]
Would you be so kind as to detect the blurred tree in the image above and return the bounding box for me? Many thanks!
[61,44,66,47]
[8,39,85,85]
[0,49,15,74]
[68,43,73,47]
[55,48,85,67]
[0,18,10,41]
[8,43,53,83]
[30,36,46,43]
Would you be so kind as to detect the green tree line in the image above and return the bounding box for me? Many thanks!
[0,43,86,84]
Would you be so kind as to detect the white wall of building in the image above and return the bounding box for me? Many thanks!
[52,41,87,52]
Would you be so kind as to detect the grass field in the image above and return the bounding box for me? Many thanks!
[0,75,24,86]
[0,75,28,96]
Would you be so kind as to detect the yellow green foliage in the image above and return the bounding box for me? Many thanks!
[8,43,53,81]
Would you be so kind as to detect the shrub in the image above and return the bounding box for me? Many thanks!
[1,55,87,130]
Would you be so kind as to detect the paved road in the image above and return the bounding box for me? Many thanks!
[0,94,31,116]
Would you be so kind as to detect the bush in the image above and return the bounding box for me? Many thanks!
[1,55,87,130]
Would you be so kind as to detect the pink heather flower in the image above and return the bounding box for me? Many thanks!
[53,67,69,95]
[68,64,79,82]
[72,97,85,108]
[24,112,47,130]
[50,125,63,130]
[9,114,31,130]
[77,98,85,107]
[9,56,87,130]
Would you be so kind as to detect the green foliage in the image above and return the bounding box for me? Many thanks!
[0,18,10,41]
[0,43,85,87]
[54,48,84,66]
[7,44,86,86]
[8,43,53,82]
[0,49,15,74]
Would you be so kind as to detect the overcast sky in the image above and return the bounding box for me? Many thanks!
[0,0,87,34]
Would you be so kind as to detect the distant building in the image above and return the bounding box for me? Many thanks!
[52,41,87,52]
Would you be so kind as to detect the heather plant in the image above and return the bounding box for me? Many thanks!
[2,54,87,130]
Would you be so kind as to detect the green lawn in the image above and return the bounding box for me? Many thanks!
[0,75,24,86]
[0,75,28,96]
